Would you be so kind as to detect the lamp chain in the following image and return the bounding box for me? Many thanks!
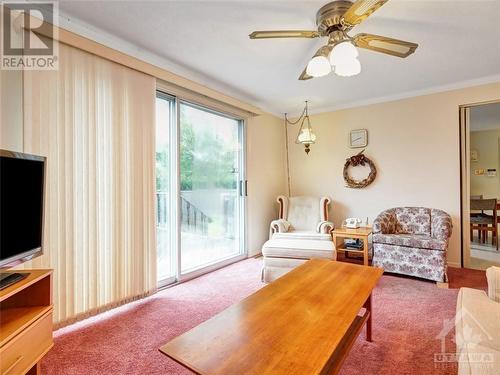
[284,115,292,197]
[284,100,311,196]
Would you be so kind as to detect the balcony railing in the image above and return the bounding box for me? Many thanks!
[157,192,211,235]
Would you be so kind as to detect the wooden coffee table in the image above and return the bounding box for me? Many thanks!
[159,259,383,375]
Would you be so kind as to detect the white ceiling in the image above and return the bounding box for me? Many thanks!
[57,0,500,115]
[471,102,500,132]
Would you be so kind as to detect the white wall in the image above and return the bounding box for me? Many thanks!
[246,113,287,256]
[0,69,23,151]
[287,82,500,267]
[470,129,500,199]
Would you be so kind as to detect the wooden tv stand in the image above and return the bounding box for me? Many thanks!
[0,270,53,375]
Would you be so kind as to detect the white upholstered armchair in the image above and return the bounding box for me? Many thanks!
[269,196,335,240]
[262,196,336,282]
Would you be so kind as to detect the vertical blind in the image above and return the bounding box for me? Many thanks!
[22,43,157,326]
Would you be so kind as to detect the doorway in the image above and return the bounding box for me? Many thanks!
[460,101,500,270]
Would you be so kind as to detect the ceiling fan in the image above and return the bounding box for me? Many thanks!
[249,0,418,80]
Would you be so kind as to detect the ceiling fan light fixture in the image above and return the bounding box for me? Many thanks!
[334,58,361,77]
[306,55,331,78]
[329,41,359,66]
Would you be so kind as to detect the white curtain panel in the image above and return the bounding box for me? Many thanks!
[22,43,157,326]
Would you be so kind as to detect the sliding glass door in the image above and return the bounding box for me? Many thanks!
[156,93,246,284]
[179,102,245,274]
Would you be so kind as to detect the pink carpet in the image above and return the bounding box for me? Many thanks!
[42,259,487,375]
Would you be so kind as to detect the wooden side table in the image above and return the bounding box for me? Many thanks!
[332,227,372,266]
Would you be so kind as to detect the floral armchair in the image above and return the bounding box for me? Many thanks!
[372,207,452,282]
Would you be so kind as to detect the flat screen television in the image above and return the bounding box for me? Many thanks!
[0,150,46,287]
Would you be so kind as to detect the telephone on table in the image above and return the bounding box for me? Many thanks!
[345,217,362,229]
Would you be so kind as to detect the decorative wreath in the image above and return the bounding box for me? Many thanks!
[343,149,377,189]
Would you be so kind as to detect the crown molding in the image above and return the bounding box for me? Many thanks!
[303,74,500,117]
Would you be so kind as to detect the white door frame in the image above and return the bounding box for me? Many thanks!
[459,99,500,269]
[459,106,471,269]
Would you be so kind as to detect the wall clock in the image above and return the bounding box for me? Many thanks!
[349,129,368,148]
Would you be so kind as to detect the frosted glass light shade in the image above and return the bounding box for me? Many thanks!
[329,42,359,66]
[334,58,361,77]
[306,55,331,77]
[297,128,317,144]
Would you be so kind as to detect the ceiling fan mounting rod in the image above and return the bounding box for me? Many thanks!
[316,0,354,36]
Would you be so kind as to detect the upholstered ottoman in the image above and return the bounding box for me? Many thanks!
[261,239,336,283]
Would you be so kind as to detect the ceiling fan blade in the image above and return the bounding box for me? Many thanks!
[343,0,389,26]
[249,30,320,39]
[353,33,418,58]
[298,68,313,81]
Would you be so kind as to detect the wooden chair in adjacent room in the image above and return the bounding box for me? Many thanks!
[470,195,483,242]
[470,198,498,250]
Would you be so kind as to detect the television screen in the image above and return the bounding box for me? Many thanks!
[0,151,45,267]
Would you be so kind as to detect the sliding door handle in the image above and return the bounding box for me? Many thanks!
[238,180,248,197]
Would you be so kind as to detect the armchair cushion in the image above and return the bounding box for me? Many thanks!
[373,209,397,234]
[287,196,322,231]
[486,266,500,303]
[272,231,332,241]
[373,233,447,251]
[262,239,335,259]
[394,207,431,235]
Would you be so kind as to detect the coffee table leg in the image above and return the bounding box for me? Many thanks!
[365,294,372,342]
